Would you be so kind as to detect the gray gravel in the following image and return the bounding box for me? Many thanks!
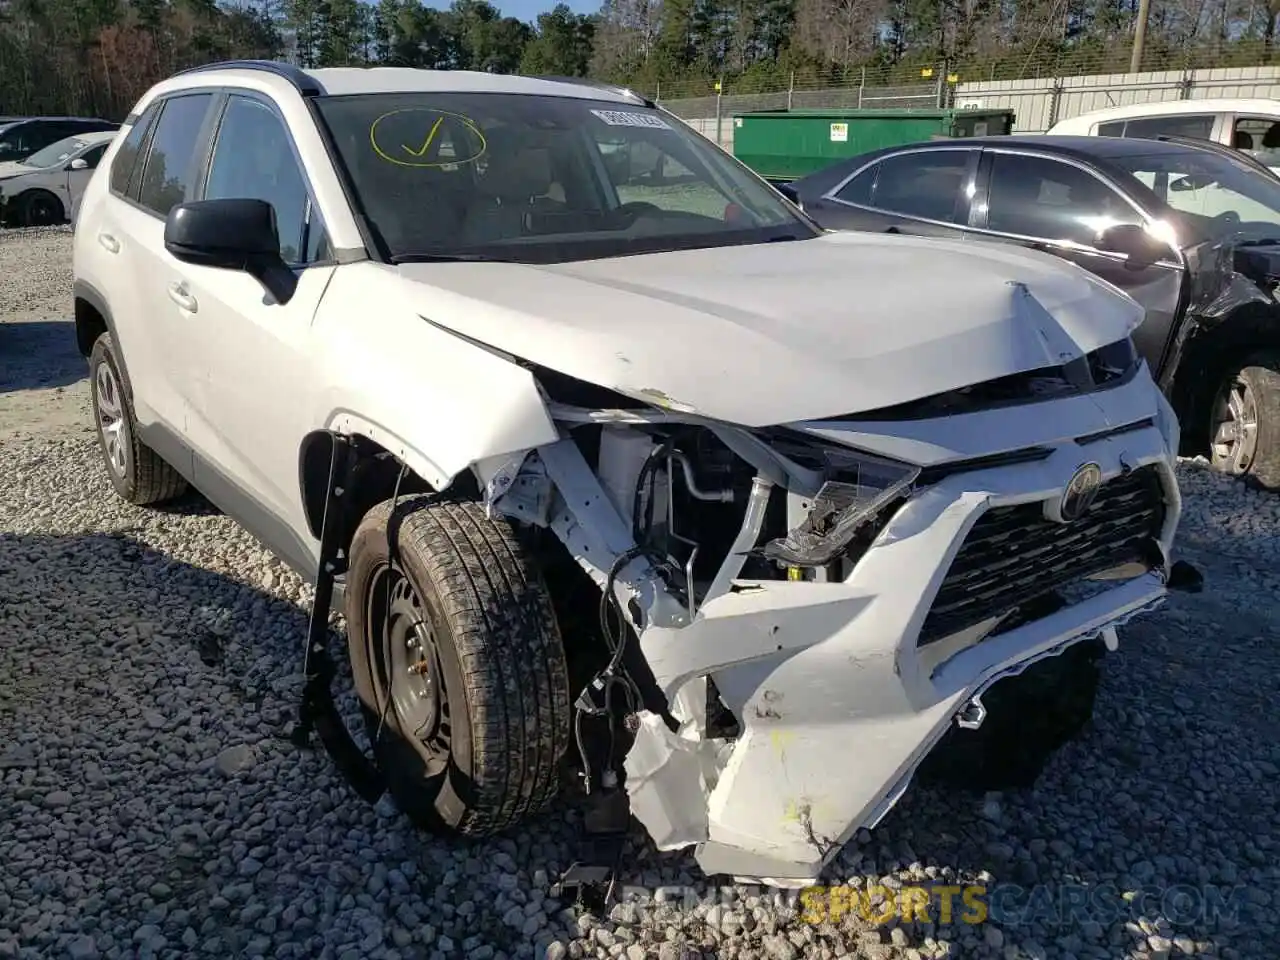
[2,227,1278,960]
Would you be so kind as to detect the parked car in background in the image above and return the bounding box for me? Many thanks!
[0,116,118,165]
[1047,98,1280,172]
[784,134,1280,488]
[0,129,116,226]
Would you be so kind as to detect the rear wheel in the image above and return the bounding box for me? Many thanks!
[345,496,571,836]
[89,333,189,505]
[1207,352,1280,490]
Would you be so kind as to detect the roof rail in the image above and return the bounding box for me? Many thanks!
[527,75,651,106]
[172,60,324,97]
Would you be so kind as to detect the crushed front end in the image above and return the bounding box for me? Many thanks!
[481,338,1183,887]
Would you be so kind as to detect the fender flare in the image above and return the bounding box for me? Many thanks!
[73,279,133,402]
[297,418,464,542]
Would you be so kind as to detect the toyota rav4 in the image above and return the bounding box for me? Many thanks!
[72,60,1191,886]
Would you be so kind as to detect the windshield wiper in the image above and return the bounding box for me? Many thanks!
[390,253,518,264]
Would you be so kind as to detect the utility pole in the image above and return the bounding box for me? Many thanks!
[1130,0,1151,73]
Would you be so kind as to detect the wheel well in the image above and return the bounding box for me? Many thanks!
[74,297,109,358]
[298,431,478,559]
[11,187,63,210]
[1169,308,1280,451]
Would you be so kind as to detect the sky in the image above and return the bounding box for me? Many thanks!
[421,0,599,23]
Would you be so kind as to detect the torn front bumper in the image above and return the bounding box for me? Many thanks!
[624,413,1180,887]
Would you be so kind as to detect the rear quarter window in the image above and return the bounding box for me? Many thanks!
[109,106,159,198]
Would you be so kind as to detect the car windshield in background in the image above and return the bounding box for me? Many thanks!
[23,136,87,168]
[1113,148,1280,243]
[313,92,817,263]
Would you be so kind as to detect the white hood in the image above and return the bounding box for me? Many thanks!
[0,161,30,180]
[398,230,1145,426]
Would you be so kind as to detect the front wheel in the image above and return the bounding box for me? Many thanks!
[345,496,571,836]
[1207,352,1280,490]
[16,190,65,227]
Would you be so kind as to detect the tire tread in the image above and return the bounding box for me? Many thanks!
[358,495,570,836]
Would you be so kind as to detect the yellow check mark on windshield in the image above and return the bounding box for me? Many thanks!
[402,116,444,158]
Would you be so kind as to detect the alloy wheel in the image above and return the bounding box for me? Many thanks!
[94,360,129,479]
[1210,375,1260,475]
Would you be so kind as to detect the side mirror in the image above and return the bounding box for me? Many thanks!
[68,157,88,171]
[1171,173,1216,192]
[1096,223,1173,270]
[164,198,296,304]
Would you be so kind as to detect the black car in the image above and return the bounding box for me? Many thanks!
[0,117,118,164]
[784,133,1280,488]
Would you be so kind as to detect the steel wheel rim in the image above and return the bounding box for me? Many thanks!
[1210,375,1260,475]
[94,361,128,478]
[369,563,452,772]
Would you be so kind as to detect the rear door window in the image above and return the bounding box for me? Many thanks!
[136,94,215,218]
[845,149,974,223]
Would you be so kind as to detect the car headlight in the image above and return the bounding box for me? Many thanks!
[761,435,920,567]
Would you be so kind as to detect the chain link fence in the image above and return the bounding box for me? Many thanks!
[650,44,1280,151]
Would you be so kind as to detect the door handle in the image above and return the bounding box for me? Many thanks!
[167,280,198,313]
[97,233,120,254]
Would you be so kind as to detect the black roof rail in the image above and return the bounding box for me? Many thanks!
[172,60,324,97]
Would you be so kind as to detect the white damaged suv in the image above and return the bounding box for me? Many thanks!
[73,61,1191,886]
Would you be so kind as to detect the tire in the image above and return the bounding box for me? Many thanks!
[917,639,1104,792]
[15,190,65,227]
[345,495,571,836]
[89,333,189,505]
[1207,351,1280,490]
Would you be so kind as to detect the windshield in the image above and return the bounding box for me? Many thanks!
[23,135,88,168]
[1112,147,1280,243]
[313,92,816,263]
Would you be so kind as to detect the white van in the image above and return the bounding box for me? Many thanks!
[1048,98,1280,172]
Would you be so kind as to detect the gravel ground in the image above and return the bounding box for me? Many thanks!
[1,226,1278,960]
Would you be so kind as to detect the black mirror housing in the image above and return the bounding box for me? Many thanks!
[164,199,297,304]
[1096,223,1173,270]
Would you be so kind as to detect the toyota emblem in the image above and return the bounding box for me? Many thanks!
[1057,462,1104,522]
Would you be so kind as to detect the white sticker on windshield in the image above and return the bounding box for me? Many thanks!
[590,109,671,130]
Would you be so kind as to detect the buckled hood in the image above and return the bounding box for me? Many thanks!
[397,230,1145,426]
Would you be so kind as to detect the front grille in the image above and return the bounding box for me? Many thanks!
[917,466,1166,646]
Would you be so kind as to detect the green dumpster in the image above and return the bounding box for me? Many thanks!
[731,108,1016,182]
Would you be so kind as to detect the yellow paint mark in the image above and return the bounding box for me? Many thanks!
[369,108,487,169]
[769,730,795,754]
[402,114,444,158]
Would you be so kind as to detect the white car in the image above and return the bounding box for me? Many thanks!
[1048,98,1280,173]
[72,60,1192,887]
[0,129,117,227]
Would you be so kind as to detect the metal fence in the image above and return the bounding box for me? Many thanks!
[665,64,1280,153]
[659,78,941,152]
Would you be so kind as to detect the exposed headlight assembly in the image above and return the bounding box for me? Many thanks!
[762,442,920,568]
